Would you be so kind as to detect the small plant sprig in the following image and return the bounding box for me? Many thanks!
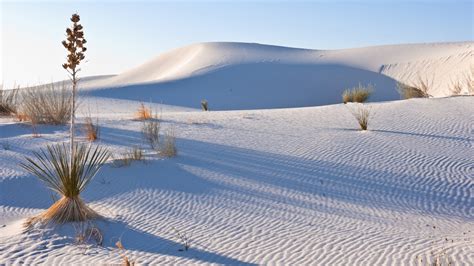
[348,103,372,131]
[171,226,191,251]
[116,239,135,265]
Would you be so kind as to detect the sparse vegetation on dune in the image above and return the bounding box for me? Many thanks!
[342,84,373,104]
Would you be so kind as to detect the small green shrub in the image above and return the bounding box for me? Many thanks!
[201,99,209,111]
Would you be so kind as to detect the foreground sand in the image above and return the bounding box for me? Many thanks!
[0,96,472,264]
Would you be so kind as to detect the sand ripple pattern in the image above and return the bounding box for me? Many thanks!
[0,97,473,264]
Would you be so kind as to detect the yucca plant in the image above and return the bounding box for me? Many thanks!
[20,143,109,227]
[19,13,110,228]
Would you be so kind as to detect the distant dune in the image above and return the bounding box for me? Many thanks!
[75,42,472,110]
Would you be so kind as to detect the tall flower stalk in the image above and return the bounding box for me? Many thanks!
[62,13,87,172]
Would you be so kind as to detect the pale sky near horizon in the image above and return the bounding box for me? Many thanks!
[1,0,473,88]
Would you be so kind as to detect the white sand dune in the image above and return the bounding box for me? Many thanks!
[0,41,473,264]
[79,42,473,110]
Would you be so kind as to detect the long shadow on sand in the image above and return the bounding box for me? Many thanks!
[2,125,470,223]
[98,220,254,265]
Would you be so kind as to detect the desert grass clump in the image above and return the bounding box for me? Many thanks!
[142,116,160,150]
[450,71,474,96]
[20,143,109,228]
[84,116,99,142]
[0,88,18,116]
[136,103,152,120]
[159,128,177,158]
[348,104,371,131]
[74,222,103,246]
[342,84,374,104]
[18,82,72,125]
[397,76,432,99]
[201,99,209,111]
[397,82,429,99]
[112,146,144,167]
[468,70,474,95]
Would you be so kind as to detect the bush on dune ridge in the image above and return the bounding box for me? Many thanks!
[342,83,374,104]
[397,75,432,99]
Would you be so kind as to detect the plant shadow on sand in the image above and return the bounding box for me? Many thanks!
[97,220,254,265]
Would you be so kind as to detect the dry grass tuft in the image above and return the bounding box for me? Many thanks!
[84,116,99,142]
[468,69,474,95]
[112,146,145,167]
[342,84,373,104]
[116,240,135,265]
[450,71,474,96]
[449,80,463,96]
[0,88,18,116]
[25,195,100,228]
[136,103,152,120]
[348,104,371,131]
[18,82,72,125]
[397,76,432,99]
[20,143,109,228]
[142,116,160,151]
[74,222,103,246]
[159,128,177,158]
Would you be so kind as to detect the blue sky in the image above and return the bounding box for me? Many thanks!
[1,0,473,87]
